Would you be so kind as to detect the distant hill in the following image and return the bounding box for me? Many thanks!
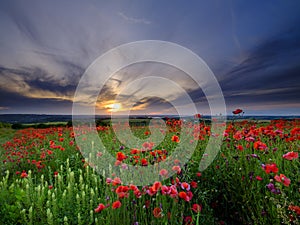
[0,114,299,124]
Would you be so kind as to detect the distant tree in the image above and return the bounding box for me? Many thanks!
[0,122,12,128]
[11,123,24,129]
[67,121,72,127]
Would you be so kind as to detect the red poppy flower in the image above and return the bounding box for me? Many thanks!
[178,191,193,202]
[161,185,171,195]
[153,207,162,218]
[130,148,140,154]
[112,200,122,209]
[94,203,105,213]
[256,176,263,181]
[147,186,157,196]
[142,142,154,151]
[174,159,180,164]
[194,113,201,119]
[191,203,202,213]
[178,191,187,200]
[112,177,122,186]
[171,135,180,143]
[233,131,243,140]
[47,150,53,155]
[186,191,193,201]
[141,158,148,166]
[114,160,122,166]
[116,152,127,161]
[264,163,278,174]
[288,205,300,215]
[190,181,197,188]
[283,151,298,160]
[129,184,138,191]
[236,145,244,151]
[169,185,178,198]
[184,216,193,225]
[134,189,142,198]
[21,171,28,178]
[172,165,181,174]
[115,185,130,198]
[181,182,190,191]
[152,181,162,192]
[254,141,267,150]
[232,108,243,115]
[159,169,168,177]
[274,174,291,187]
[106,178,112,184]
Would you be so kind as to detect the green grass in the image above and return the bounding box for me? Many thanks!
[0,127,15,138]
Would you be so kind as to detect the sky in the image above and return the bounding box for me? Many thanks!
[0,0,300,116]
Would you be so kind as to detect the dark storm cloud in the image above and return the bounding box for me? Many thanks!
[34,53,86,84]
[225,87,300,104]
[222,28,300,86]
[26,79,76,95]
[0,66,78,95]
[133,97,168,108]
[217,28,300,108]
[0,88,73,114]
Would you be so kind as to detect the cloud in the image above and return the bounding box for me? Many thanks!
[132,96,169,109]
[0,106,9,110]
[0,66,76,102]
[220,28,300,89]
[229,2,242,54]
[118,12,151,25]
[0,88,73,114]
[214,28,300,108]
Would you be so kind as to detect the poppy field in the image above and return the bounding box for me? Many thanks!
[0,117,299,224]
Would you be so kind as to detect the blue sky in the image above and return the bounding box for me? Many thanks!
[0,0,300,115]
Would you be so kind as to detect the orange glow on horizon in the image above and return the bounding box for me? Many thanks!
[105,103,122,112]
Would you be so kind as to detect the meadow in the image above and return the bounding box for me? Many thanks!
[0,117,299,224]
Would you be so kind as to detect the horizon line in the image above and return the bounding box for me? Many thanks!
[0,113,300,117]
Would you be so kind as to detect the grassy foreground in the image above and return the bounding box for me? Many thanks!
[0,118,299,224]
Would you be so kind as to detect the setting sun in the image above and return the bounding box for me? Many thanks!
[106,103,122,112]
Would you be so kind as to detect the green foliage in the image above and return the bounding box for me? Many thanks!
[0,122,11,129]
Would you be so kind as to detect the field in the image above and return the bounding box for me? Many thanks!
[0,118,299,224]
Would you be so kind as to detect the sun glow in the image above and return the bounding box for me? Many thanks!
[106,103,122,112]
